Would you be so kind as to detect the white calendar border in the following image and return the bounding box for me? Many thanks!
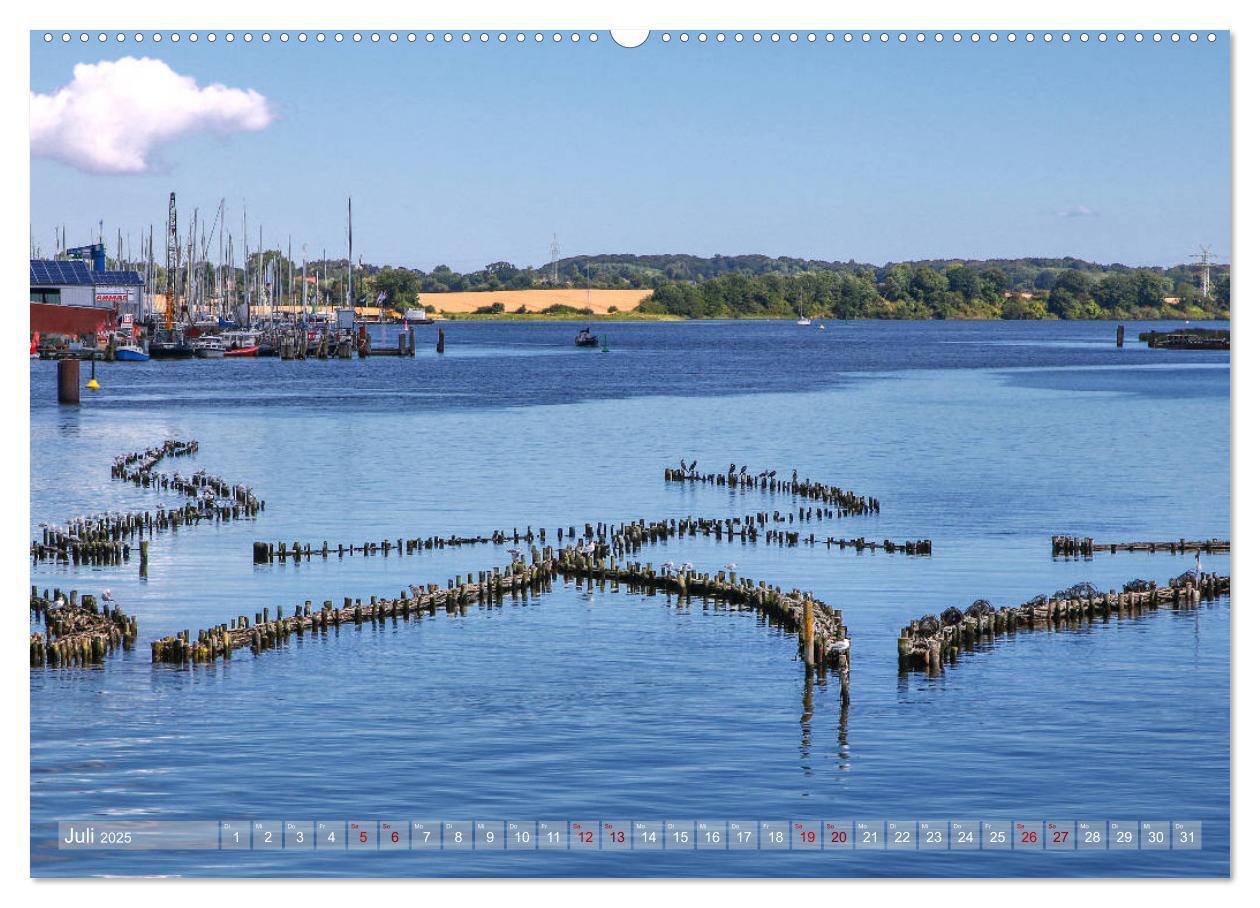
[4,0,1253,905]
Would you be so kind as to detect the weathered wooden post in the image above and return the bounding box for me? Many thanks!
[57,358,80,404]
[1116,324,1125,347]
[436,327,445,354]
[802,598,815,667]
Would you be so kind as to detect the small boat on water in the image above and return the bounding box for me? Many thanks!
[114,344,149,362]
[404,307,435,325]
[193,336,226,358]
[222,330,260,357]
[575,327,600,347]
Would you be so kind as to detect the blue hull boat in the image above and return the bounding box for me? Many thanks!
[114,345,150,362]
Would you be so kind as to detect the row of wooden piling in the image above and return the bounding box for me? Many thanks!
[664,465,879,515]
[30,587,138,667]
[31,439,264,565]
[159,543,852,700]
[896,572,1230,673]
[1051,536,1230,558]
[252,511,927,564]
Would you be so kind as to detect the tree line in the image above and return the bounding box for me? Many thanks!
[183,253,1226,319]
[636,264,1229,321]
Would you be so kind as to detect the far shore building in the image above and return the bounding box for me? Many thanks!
[30,253,144,337]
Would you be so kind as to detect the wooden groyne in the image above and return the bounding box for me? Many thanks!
[664,463,879,515]
[253,512,927,563]
[896,572,1229,673]
[30,587,138,667]
[30,439,264,566]
[157,544,851,700]
[1052,536,1230,558]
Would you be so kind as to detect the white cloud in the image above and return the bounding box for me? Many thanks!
[1057,205,1099,219]
[30,57,273,174]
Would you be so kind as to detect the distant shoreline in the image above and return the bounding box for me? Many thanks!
[431,314,1231,324]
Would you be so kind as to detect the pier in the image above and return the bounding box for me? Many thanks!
[896,572,1229,674]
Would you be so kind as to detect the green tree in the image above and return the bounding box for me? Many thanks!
[370,267,421,311]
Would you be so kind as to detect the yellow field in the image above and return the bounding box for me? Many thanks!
[421,288,651,315]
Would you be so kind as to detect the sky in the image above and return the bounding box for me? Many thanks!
[29,31,1231,271]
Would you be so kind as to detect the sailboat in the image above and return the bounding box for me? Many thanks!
[796,308,812,326]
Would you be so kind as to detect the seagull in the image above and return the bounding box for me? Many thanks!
[768,470,777,479]
[679,459,687,471]
[102,589,113,602]
[739,465,747,475]
[689,460,697,472]
[724,562,738,572]
[729,463,736,473]
[829,639,851,654]
[660,561,676,575]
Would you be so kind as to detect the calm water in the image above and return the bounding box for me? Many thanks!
[29,320,1230,878]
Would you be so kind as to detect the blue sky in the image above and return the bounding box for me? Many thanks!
[29,32,1230,270]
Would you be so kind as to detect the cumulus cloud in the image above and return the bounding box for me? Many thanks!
[1057,205,1099,218]
[31,57,273,174]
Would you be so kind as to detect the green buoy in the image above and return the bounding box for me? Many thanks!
[601,336,609,353]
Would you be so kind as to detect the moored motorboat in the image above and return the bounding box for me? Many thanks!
[222,330,260,357]
[193,336,226,358]
[114,344,150,362]
[575,327,600,347]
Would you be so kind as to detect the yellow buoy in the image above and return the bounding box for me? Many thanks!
[87,378,101,390]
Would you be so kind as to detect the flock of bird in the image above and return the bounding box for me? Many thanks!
[677,460,785,482]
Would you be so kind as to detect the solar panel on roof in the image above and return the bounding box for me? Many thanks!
[94,270,144,285]
[30,259,97,286]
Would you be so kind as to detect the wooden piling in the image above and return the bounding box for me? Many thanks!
[57,359,80,404]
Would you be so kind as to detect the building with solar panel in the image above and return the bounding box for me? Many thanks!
[30,246,145,337]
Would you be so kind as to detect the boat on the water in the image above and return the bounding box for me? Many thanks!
[796,309,811,326]
[148,330,195,359]
[114,344,149,362]
[222,330,260,357]
[575,327,600,347]
[1139,328,1230,350]
[404,307,434,325]
[193,336,226,358]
